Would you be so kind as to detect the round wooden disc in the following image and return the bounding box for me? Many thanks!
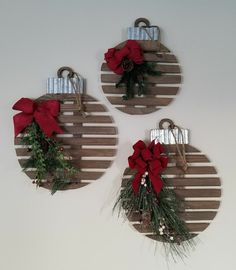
[122,144,221,240]
[14,94,118,191]
[101,41,182,115]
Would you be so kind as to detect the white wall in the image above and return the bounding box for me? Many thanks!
[0,0,235,269]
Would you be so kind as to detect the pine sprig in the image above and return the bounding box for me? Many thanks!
[114,174,195,260]
[116,62,162,100]
[21,122,78,194]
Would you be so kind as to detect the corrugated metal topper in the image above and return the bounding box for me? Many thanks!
[47,66,86,118]
[127,17,160,41]
[151,118,189,172]
[47,66,84,94]
[150,118,189,145]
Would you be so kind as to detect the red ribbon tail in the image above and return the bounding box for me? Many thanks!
[132,172,142,194]
[35,112,64,137]
[13,113,34,137]
[149,173,163,194]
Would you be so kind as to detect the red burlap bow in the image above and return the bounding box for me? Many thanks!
[128,140,169,194]
[104,40,144,75]
[13,98,64,137]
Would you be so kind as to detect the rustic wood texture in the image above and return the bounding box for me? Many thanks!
[101,40,182,115]
[14,94,118,191]
[121,144,221,241]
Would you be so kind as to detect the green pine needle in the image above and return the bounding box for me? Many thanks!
[21,122,78,194]
[114,174,196,260]
[116,62,162,100]
[51,178,71,195]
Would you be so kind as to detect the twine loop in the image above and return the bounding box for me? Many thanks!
[57,66,86,118]
[159,118,188,172]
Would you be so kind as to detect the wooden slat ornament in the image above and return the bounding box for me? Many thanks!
[122,144,221,238]
[14,92,118,191]
[121,120,221,242]
[101,21,182,115]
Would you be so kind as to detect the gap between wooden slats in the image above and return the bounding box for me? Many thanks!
[58,115,113,123]
[107,96,173,106]
[19,159,112,169]
[101,63,181,73]
[60,126,117,135]
[15,148,116,157]
[15,137,118,146]
[24,171,104,180]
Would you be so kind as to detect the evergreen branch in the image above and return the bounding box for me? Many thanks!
[51,178,71,195]
[116,62,162,100]
[20,122,78,194]
[114,175,195,260]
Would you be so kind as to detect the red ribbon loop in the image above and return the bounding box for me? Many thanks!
[13,98,64,137]
[104,40,144,75]
[128,140,168,195]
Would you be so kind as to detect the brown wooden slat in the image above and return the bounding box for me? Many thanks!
[40,94,97,102]
[107,96,173,106]
[122,187,221,199]
[16,148,116,157]
[186,223,209,232]
[122,177,221,187]
[101,74,181,84]
[156,64,181,73]
[25,171,104,180]
[164,166,217,175]
[123,164,216,176]
[61,126,117,135]
[133,223,209,233]
[174,189,221,198]
[101,63,181,73]
[58,115,113,124]
[41,182,89,190]
[117,107,158,115]
[166,177,221,187]
[15,137,118,146]
[144,53,177,63]
[19,159,112,169]
[147,233,196,241]
[184,200,220,209]
[129,209,217,224]
[164,145,200,153]
[61,103,107,112]
[179,211,217,221]
[169,154,210,163]
[102,85,179,95]
[56,137,117,146]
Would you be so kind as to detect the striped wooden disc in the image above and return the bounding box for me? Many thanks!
[101,41,181,115]
[122,144,221,240]
[14,94,118,191]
